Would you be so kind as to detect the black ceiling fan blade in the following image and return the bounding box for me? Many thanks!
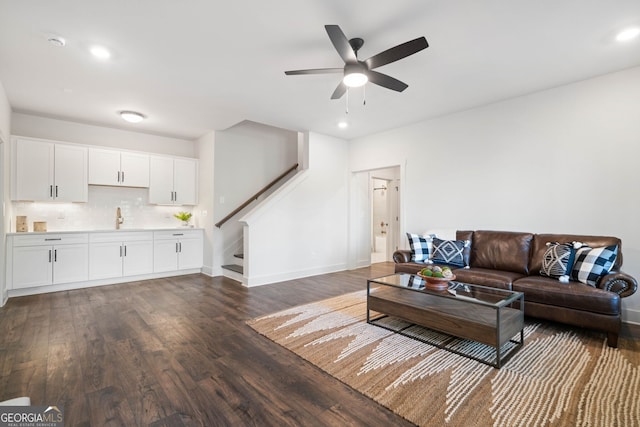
[325,25,357,63]
[365,37,428,70]
[331,81,347,99]
[367,70,408,92]
[285,68,343,76]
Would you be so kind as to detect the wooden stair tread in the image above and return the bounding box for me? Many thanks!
[221,264,243,274]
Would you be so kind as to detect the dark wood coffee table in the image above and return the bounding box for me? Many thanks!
[367,273,524,368]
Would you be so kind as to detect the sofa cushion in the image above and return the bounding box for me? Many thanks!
[406,233,433,263]
[431,237,469,267]
[540,242,576,281]
[470,230,533,275]
[530,234,622,274]
[452,267,523,290]
[513,276,620,315]
[456,230,474,267]
[570,244,618,287]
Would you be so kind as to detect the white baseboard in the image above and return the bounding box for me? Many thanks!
[7,269,202,298]
[245,263,347,287]
[623,307,640,325]
[201,265,214,277]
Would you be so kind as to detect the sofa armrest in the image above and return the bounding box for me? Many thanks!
[598,271,638,298]
[393,250,412,263]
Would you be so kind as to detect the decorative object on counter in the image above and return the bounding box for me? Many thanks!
[33,221,47,232]
[16,216,28,232]
[174,211,193,227]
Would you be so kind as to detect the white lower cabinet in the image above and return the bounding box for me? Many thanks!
[7,229,203,294]
[89,232,153,280]
[11,233,89,289]
[153,230,203,273]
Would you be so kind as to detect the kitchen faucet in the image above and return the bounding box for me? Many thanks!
[116,207,124,229]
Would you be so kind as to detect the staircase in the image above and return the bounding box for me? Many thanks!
[222,253,244,274]
[217,163,298,283]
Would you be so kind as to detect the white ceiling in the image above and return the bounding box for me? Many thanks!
[1,1,640,141]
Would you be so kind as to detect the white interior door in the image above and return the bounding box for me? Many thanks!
[387,178,400,260]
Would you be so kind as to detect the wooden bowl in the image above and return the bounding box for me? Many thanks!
[417,273,456,291]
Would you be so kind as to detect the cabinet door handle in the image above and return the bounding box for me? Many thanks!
[49,185,53,197]
[54,249,57,262]
[176,242,179,253]
[121,171,125,183]
[124,245,127,256]
[117,171,121,182]
[120,246,123,257]
[55,185,58,198]
[179,242,182,253]
[49,249,52,263]
[45,238,62,241]
[174,191,177,202]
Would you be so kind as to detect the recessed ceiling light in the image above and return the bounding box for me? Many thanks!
[338,121,348,129]
[47,37,66,47]
[90,45,111,60]
[119,111,146,123]
[616,27,640,42]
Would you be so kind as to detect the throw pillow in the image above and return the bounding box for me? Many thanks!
[570,244,618,287]
[431,237,470,267]
[540,242,576,283]
[406,233,433,263]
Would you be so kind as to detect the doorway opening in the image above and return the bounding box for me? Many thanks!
[370,167,400,264]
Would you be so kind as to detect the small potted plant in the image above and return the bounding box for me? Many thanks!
[174,211,193,227]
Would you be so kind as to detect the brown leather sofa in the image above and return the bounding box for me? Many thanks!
[393,230,638,347]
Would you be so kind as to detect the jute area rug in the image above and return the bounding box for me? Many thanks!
[247,290,640,427]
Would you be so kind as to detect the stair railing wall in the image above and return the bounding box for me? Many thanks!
[215,163,298,228]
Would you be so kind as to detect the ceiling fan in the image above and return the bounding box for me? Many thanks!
[285,25,429,99]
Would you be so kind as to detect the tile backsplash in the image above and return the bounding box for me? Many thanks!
[11,186,198,232]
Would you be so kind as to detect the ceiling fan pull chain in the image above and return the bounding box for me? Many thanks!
[363,85,366,106]
[345,88,349,114]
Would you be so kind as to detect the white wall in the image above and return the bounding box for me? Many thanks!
[11,113,195,157]
[214,120,298,223]
[241,132,349,286]
[213,120,298,270]
[0,80,11,306]
[349,66,640,324]
[196,130,215,276]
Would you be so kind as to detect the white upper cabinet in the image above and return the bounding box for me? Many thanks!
[88,148,149,187]
[13,137,88,202]
[149,156,198,205]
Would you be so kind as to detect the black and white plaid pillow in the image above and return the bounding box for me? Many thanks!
[431,237,469,267]
[540,242,576,282]
[406,233,432,263]
[570,244,618,287]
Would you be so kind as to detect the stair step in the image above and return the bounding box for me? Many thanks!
[234,253,244,259]
[222,264,243,274]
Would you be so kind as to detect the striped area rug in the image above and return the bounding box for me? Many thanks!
[247,291,640,427]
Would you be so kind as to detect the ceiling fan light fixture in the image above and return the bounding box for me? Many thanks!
[343,72,368,87]
[119,111,146,123]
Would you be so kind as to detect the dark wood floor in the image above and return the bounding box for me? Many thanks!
[0,262,419,426]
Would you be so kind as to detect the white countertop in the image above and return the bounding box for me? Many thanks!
[7,227,204,236]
